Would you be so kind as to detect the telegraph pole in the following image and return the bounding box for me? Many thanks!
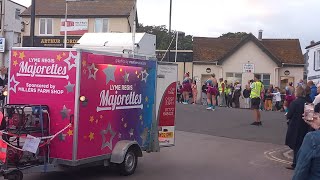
[30,0,36,47]
[167,0,172,62]
[0,0,5,66]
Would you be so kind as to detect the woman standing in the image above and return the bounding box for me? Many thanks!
[180,72,192,105]
[284,82,296,115]
[285,86,309,170]
[191,80,198,104]
[205,74,218,111]
[233,81,241,108]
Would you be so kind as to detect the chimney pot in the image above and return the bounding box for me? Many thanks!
[311,40,315,45]
[258,30,263,40]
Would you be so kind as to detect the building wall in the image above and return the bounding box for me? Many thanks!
[22,17,131,37]
[1,0,26,67]
[222,41,278,87]
[306,45,320,84]
[176,62,193,82]
[279,67,304,88]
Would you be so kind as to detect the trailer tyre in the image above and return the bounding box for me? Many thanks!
[7,170,23,180]
[119,148,138,176]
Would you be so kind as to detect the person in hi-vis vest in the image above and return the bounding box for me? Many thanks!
[218,78,226,107]
[250,75,264,126]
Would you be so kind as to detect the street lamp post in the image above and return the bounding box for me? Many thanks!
[64,0,95,48]
[167,0,172,62]
[174,31,184,63]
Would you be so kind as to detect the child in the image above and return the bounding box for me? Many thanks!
[264,89,273,111]
[226,84,233,108]
[271,87,282,111]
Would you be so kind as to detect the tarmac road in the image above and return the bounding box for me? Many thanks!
[0,104,294,180]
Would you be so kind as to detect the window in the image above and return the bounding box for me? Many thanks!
[314,50,320,71]
[94,19,108,32]
[254,74,270,89]
[226,73,242,84]
[15,9,20,20]
[39,18,53,35]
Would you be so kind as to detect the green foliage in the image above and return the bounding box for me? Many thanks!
[220,32,248,38]
[137,23,193,50]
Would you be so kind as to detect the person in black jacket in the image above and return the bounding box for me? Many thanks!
[285,86,309,170]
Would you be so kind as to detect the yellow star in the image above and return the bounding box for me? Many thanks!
[89,116,94,123]
[124,123,127,128]
[19,52,25,60]
[13,51,18,57]
[62,52,66,56]
[67,129,73,136]
[139,115,143,120]
[100,115,103,119]
[145,96,149,102]
[82,60,86,67]
[88,132,94,141]
[13,60,18,66]
[57,54,62,61]
[120,68,123,72]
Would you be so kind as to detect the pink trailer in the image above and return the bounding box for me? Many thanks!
[0,47,178,180]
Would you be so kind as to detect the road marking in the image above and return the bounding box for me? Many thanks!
[264,147,292,165]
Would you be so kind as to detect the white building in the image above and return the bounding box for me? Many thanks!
[193,31,305,102]
[0,0,26,67]
[306,41,320,84]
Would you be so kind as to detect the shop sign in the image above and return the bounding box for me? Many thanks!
[0,38,5,52]
[243,63,254,73]
[22,36,81,48]
[60,19,88,35]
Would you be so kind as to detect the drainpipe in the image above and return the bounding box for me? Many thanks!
[274,67,281,87]
[214,61,223,78]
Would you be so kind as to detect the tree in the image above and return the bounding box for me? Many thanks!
[220,32,248,39]
[137,24,193,50]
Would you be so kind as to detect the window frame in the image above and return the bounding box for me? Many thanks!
[314,50,320,71]
[39,18,53,36]
[225,72,242,84]
[94,18,109,33]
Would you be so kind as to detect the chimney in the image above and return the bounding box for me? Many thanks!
[311,40,315,45]
[258,30,263,40]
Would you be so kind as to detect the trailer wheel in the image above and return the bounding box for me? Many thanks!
[7,170,23,180]
[119,148,138,176]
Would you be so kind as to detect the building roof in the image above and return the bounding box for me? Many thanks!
[306,41,320,49]
[193,34,305,66]
[21,0,135,17]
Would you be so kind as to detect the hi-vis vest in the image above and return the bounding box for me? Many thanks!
[0,139,7,163]
[250,81,263,98]
[218,82,225,92]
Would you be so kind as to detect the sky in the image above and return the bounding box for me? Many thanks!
[12,0,320,50]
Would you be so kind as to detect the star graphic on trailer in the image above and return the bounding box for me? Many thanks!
[141,69,149,83]
[87,63,98,80]
[64,51,77,70]
[103,66,116,84]
[64,81,75,93]
[60,105,71,120]
[9,75,20,93]
[123,71,129,83]
[100,123,116,150]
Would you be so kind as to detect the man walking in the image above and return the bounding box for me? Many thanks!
[250,76,263,126]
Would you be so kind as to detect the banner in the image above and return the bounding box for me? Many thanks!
[60,19,88,35]
[9,49,77,160]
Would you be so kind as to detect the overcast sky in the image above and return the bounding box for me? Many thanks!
[12,0,320,50]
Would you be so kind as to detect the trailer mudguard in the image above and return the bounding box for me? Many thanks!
[110,140,142,164]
